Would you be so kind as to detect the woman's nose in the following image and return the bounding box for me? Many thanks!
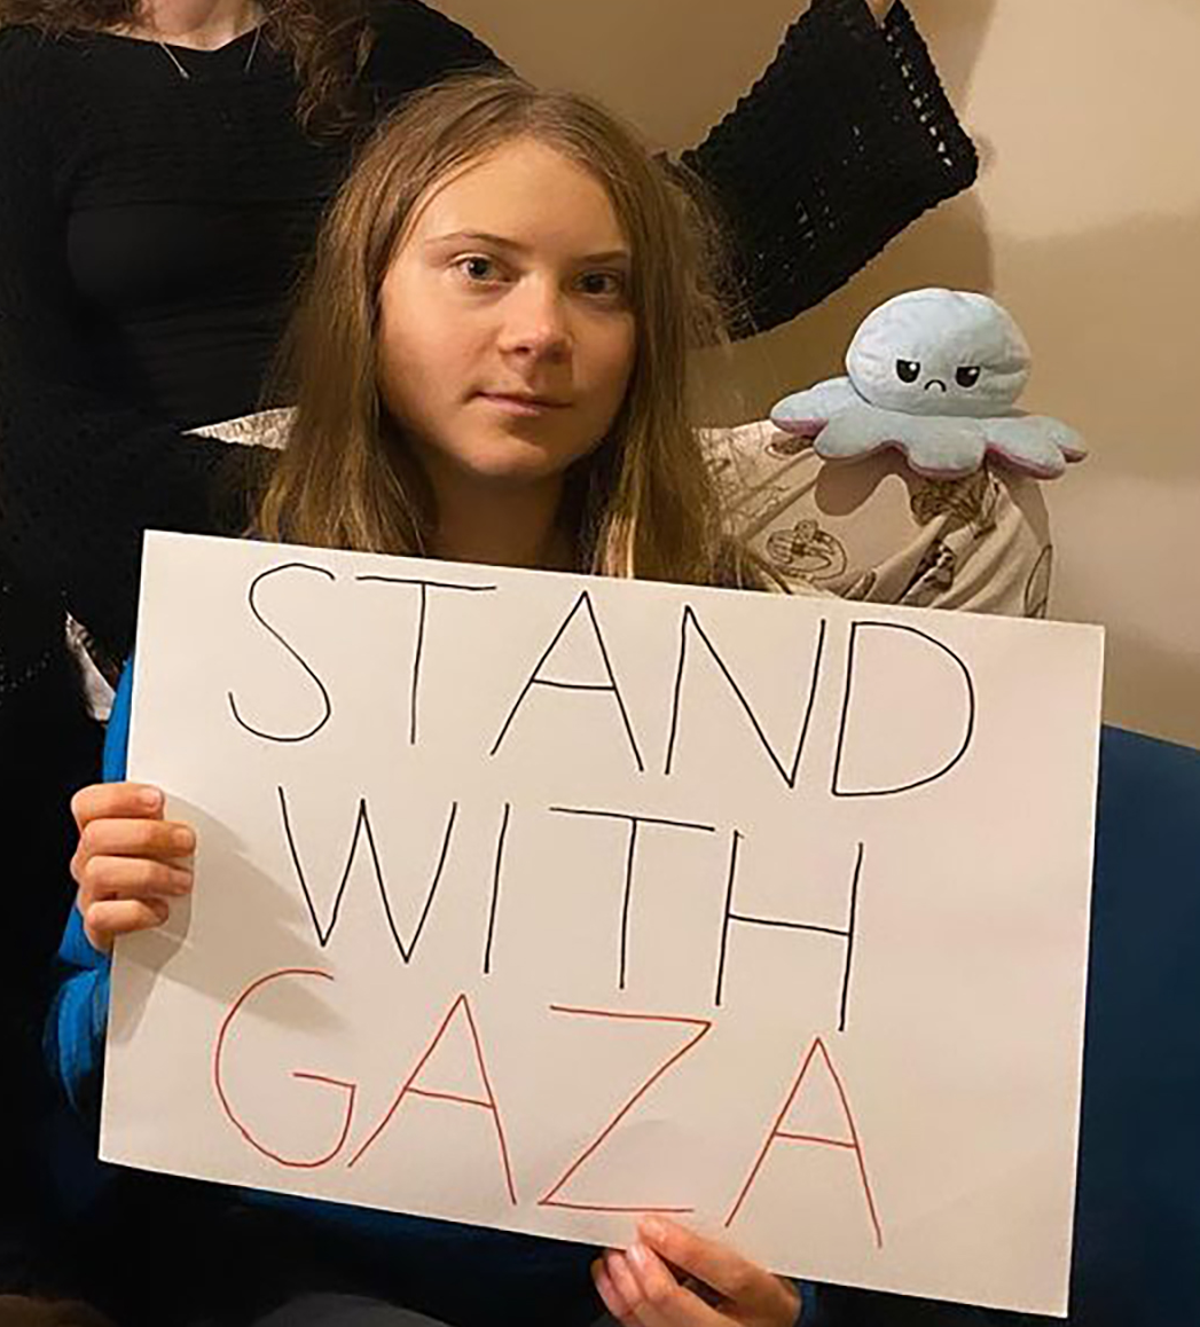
[498,280,572,360]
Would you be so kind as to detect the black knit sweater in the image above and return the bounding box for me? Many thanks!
[0,0,977,681]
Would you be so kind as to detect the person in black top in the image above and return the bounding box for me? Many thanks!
[0,0,975,1311]
[0,0,977,672]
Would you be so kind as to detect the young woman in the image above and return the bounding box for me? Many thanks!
[0,12,976,1245]
[53,73,814,1327]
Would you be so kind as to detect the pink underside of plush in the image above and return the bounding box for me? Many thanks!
[812,437,1084,481]
[771,416,827,440]
[772,414,1085,479]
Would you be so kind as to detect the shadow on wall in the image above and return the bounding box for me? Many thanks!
[446,0,1001,145]
[1009,208,1200,487]
[442,0,812,145]
[1007,207,1200,745]
[912,0,999,104]
[706,192,996,424]
[1104,628,1200,750]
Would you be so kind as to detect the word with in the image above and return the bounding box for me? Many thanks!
[277,790,865,1024]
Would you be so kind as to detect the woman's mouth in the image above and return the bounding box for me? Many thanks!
[476,391,570,416]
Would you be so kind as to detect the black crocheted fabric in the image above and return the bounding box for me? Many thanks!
[684,0,979,334]
[0,0,977,675]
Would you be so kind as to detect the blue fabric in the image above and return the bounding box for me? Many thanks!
[42,666,132,1114]
[1066,727,1200,1325]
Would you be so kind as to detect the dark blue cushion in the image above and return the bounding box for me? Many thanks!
[1069,726,1200,1325]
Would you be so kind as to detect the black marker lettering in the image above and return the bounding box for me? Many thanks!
[491,591,643,771]
[715,834,864,1032]
[228,563,335,743]
[550,807,716,990]
[356,576,496,747]
[832,622,976,798]
[277,786,457,963]
[483,802,512,976]
[664,607,827,790]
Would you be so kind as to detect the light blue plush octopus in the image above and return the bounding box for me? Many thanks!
[770,288,1087,479]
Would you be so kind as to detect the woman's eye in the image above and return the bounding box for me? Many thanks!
[895,359,921,384]
[578,271,626,299]
[956,366,982,388]
[458,256,500,283]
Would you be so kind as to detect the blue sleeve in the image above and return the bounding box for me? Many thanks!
[44,661,134,1115]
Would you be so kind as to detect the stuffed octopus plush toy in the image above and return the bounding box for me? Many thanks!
[770,288,1087,479]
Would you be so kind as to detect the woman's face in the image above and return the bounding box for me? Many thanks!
[376,137,637,494]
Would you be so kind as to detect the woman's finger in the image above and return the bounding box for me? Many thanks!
[605,1250,653,1325]
[83,897,171,952]
[638,1218,769,1310]
[72,783,163,831]
[79,817,195,864]
[621,1242,726,1327]
[593,1255,639,1326]
[77,854,193,907]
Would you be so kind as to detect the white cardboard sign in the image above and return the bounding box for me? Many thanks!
[102,531,1104,1316]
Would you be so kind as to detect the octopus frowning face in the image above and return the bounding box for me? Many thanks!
[846,288,1031,419]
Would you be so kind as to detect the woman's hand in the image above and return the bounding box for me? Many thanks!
[70,782,195,954]
[593,1217,801,1326]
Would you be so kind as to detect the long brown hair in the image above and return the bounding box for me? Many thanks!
[259,71,765,589]
[0,0,374,131]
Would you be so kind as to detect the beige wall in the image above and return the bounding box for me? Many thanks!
[443,0,1200,747]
